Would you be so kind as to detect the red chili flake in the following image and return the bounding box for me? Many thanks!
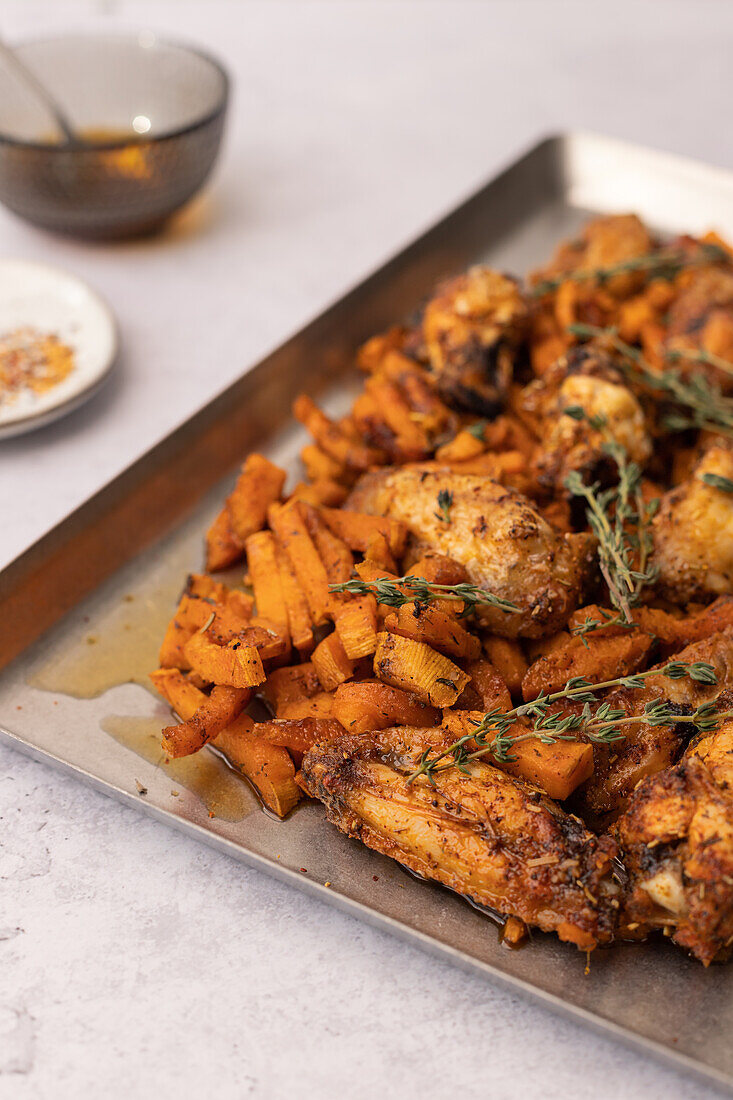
[300,867,308,874]
[373,875,379,881]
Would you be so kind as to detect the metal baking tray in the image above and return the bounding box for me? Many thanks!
[2,132,732,1092]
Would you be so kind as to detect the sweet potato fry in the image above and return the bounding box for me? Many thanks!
[522,630,653,701]
[312,632,355,691]
[161,685,250,758]
[435,430,486,464]
[300,442,348,484]
[332,680,439,734]
[290,479,348,507]
[318,507,408,558]
[150,667,206,720]
[213,713,301,817]
[364,375,431,461]
[300,502,354,584]
[383,601,481,662]
[158,595,251,669]
[364,530,398,573]
[246,531,290,645]
[205,507,243,572]
[274,541,314,656]
[294,394,383,470]
[440,710,594,800]
[269,501,330,625]
[226,453,286,544]
[482,636,528,696]
[373,632,471,708]
[184,632,265,689]
[258,717,345,753]
[333,596,378,659]
[185,573,229,602]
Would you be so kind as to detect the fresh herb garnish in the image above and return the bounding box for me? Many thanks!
[329,576,519,616]
[435,489,454,524]
[702,472,733,493]
[531,242,727,298]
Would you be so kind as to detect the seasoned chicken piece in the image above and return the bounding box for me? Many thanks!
[665,265,733,392]
[576,629,733,824]
[422,267,528,415]
[300,730,620,950]
[532,214,655,299]
[347,468,595,637]
[519,345,652,492]
[653,444,733,602]
[613,751,733,965]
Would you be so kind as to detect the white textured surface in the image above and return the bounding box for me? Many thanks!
[1,2,731,1097]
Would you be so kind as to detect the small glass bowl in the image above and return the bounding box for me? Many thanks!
[0,33,229,238]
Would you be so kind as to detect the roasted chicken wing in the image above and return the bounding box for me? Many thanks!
[347,468,595,637]
[300,729,620,950]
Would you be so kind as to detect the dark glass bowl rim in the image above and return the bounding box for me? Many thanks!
[0,31,230,152]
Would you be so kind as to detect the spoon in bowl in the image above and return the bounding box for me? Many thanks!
[0,35,81,146]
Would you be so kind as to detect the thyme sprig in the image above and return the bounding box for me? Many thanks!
[568,322,733,439]
[562,408,658,630]
[666,346,733,380]
[702,472,733,493]
[435,489,453,524]
[329,575,519,616]
[407,660,719,784]
[530,242,727,298]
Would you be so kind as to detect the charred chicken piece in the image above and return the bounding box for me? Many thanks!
[519,344,652,493]
[422,267,528,415]
[653,443,733,603]
[300,730,620,950]
[576,629,733,825]
[613,745,733,966]
[347,468,595,638]
[532,214,655,299]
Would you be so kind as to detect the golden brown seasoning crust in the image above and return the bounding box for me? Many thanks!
[347,468,595,638]
[613,754,733,966]
[300,732,620,950]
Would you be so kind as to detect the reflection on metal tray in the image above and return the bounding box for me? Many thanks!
[1,133,732,1094]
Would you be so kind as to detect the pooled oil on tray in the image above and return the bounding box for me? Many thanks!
[1,134,732,1092]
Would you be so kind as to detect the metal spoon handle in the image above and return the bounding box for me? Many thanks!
[0,36,79,146]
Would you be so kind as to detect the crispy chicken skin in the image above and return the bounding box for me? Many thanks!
[532,214,655,298]
[346,468,595,638]
[576,629,733,824]
[519,345,652,492]
[653,444,733,602]
[613,750,733,966]
[422,267,528,415]
[300,730,620,949]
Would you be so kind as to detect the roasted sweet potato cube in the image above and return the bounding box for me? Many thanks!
[214,713,301,817]
[383,601,481,662]
[261,662,321,712]
[159,595,250,669]
[300,442,349,483]
[464,658,512,712]
[373,632,470,708]
[435,430,486,464]
[522,630,653,701]
[226,453,286,544]
[161,685,250,758]
[332,680,439,734]
[364,530,398,573]
[312,632,355,691]
[318,508,408,557]
[258,717,345,753]
[440,711,593,800]
[293,394,383,470]
[278,691,335,720]
[184,632,265,689]
[289,480,348,507]
[364,375,431,461]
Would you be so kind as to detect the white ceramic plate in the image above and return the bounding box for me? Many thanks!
[0,260,118,439]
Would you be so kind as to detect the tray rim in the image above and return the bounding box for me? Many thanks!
[3,129,733,1094]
